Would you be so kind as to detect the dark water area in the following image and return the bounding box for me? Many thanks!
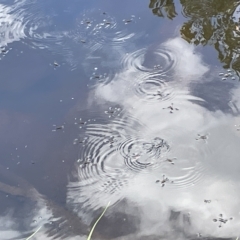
[0,0,240,239]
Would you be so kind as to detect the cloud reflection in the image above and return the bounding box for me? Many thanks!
[67,37,240,239]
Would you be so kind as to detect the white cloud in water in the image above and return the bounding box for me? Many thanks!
[82,36,240,238]
[163,37,209,78]
[93,37,209,106]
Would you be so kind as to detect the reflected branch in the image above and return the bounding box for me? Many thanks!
[149,0,177,19]
[180,0,240,74]
[149,0,240,76]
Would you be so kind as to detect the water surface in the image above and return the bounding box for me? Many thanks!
[0,0,240,239]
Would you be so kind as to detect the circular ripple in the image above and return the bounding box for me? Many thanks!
[121,47,177,75]
[134,75,174,102]
[0,2,30,47]
[71,9,141,50]
[169,162,207,190]
[119,137,169,172]
[0,1,62,48]
[69,9,141,71]
[68,114,170,210]
[181,1,218,18]
[160,136,211,191]
[77,116,169,175]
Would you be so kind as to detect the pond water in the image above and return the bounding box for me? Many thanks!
[0,0,240,239]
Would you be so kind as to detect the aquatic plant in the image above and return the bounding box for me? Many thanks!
[87,202,111,240]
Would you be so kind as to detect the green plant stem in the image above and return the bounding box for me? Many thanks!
[26,226,42,240]
[87,202,111,240]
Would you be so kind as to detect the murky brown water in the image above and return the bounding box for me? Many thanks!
[0,0,240,239]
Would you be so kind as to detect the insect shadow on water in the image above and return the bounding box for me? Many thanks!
[143,137,170,159]
[213,214,233,228]
[79,156,97,168]
[156,175,173,187]
[75,118,88,128]
[152,90,170,99]
[103,135,117,148]
[165,157,177,165]
[104,106,121,118]
[73,137,88,146]
[123,16,135,24]
[163,103,179,113]
[52,124,64,131]
[195,134,209,142]
[89,71,108,82]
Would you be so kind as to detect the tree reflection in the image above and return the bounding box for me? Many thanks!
[149,0,177,19]
[149,0,240,76]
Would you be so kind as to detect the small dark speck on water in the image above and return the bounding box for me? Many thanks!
[196,134,208,141]
[166,158,175,164]
[56,126,64,130]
